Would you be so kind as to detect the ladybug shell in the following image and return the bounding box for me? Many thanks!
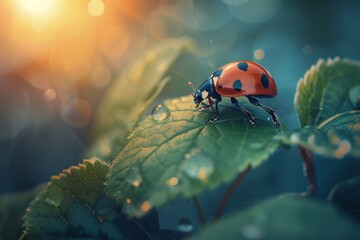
[212,61,277,97]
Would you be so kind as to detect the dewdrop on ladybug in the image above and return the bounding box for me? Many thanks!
[189,60,280,128]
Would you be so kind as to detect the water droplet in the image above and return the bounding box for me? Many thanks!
[126,168,142,187]
[183,152,214,180]
[177,217,194,232]
[267,116,271,121]
[151,104,170,122]
[166,177,179,187]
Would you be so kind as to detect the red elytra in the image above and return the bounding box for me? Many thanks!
[213,61,277,97]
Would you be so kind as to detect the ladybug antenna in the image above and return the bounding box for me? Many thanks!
[188,82,196,93]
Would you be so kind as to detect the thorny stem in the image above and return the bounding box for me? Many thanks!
[298,146,317,195]
[212,165,252,222]
[193,196,206,226]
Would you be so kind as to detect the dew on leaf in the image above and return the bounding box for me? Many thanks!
[177,217,194,232]
[183,152,214,180]
[151,104,170,122]
[126,168,143,187]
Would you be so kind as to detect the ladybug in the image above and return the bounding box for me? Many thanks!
[189,60,280,127]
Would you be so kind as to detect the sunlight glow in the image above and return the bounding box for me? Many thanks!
[16,0,55,15]
[88,0,105,17]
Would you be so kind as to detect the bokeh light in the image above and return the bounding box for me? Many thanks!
[87,0,105,17]
[254,49,265,60]
[228,0,282,23]
[91,66,112,88]
[303,45,314,56]
[61,99,93,128]
[44,88,57,101]
[16,0,56,15]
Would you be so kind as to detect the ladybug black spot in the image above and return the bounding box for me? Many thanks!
[213,69,223,77]
[233,79,242,91]
[261,73,269,88]
[237,62,248,71]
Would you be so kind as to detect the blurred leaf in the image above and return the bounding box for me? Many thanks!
[193,195,360,240]
[295,58,360,128]
[106,96,287,217]
[0,185,45,240]
[329,175,360,220]
[281,111,360,158]
[88,38,194,162]
[21,159,159,240]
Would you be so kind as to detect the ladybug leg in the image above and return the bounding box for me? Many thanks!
[200,97,213,111]
[230,97,256,126]
[206,99,220,124]
[247,96,280,128]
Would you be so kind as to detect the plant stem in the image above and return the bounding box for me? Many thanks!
[298,146,317,195]
[212,165,252,222]
[193,196,206,226]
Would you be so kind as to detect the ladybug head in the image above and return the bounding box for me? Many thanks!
[193,90,203,108]
[188,82,202,108]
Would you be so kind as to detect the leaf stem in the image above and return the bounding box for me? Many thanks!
[212,165,252,222]
[193,196,207,226]
[298,146,317,195]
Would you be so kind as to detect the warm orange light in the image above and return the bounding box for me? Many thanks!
[16,0,56,15]
[88,0,105,17]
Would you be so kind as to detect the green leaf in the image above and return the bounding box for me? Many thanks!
[0,185,45,240]
[87,38,194,162]
[193,195,360,240]
[295,58,360,128]
[106,96,287,217]
[21,159,159,240]
[281,111,360,158]
[329,175,360,220]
